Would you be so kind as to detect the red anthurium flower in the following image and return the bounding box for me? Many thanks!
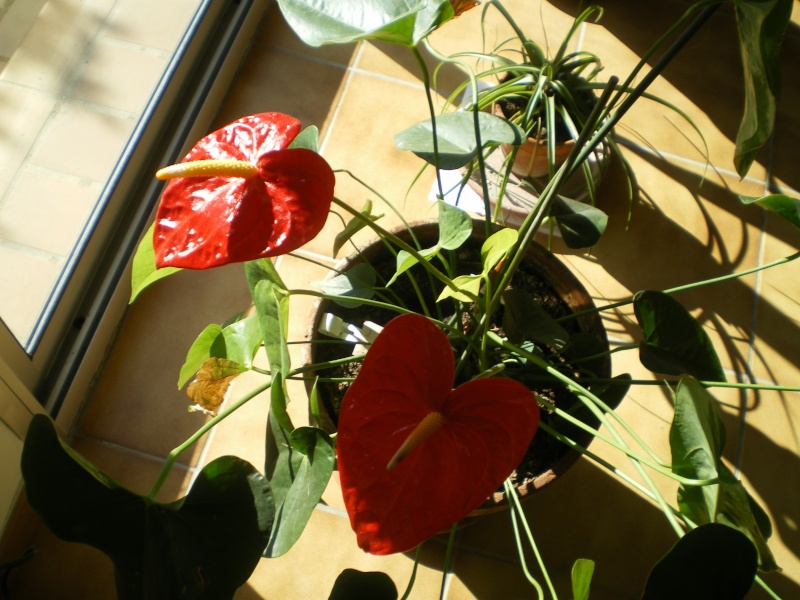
[337,313,540,555]
[153,112,335,269]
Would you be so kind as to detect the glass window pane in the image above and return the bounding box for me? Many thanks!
[0,0,205,348]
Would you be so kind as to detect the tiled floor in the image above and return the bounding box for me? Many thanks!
[5,0,800,598]
[0,0,202,345]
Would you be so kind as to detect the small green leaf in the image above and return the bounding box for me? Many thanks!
[270,373,294,434]
[246,259,291,378]
[732,0,792,177]
[333,200,384,258]
[437,201,473,250]
[179,324,224,389]
[437,273,482,302]
[264,424,335,558]
[502,288,568,348]
[395,111,525,169]
[550,196,608,249]
[481,227,518,273]
[315,263,378,306]
[219,313,263,368]
[387,246,440,286]
[130,223,181,302]
[643,524,757,600]
[328,569,398,600]
[633,291,726,382]
[571,558,594,600]
[740,193,800,230]
[289,125,320,151]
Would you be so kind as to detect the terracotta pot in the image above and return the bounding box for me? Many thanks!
[303,219,613,516]
[494,104,575,179]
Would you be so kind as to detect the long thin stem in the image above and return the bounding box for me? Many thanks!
[504,479,552,599]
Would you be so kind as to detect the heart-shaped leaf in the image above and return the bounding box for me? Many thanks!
[670,377,778,571]
[395,111,525,169]
[642,523,757,600]
[154,113,335,269]
[315,263,378,306]
[337,314,539,554]
[328,569,398,600]
[276,0,452,47]
[550,196,608,249]
[633,291,725,382]
[21,414,273,600]
[246,258,290,378]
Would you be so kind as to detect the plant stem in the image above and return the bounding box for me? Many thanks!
[561,250,800,323]
[147,376,274,500]
[400,545,422,600]
[504,479,551,599]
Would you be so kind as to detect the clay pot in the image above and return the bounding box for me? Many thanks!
[303,219,613,516]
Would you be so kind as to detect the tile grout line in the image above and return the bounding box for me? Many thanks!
[317,42,364,157]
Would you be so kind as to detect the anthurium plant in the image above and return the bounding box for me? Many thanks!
[20,1,798,599]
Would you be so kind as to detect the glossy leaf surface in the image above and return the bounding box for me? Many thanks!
[740,193,800,230]
[732,0,792,177]
[264,416,335,558]
[633,291,725,382]
[21,414,273,600]
[395,111,525,169]
[154,113,334,269]
[642,523,757,600]
[337,314,540,554]
[277,0,453,47]
[670,377,778,571]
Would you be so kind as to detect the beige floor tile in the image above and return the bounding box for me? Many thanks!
[0,0,111,94]
[580,2,767,181]
[0,168,100,255]
[70,38,169,113]
[212,40,349,137]
[258,1,357,66]
[27,101,136,182]
[0,84,55,194]
[235,506,447,599]
[0,245,62,342]
[106,0,201,51]
[80,263,253,461]
[750,213,800,387]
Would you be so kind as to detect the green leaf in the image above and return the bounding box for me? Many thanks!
[21,414,273,600]
[633,291,726,382]
[502,288,569,348]
[130,223,181,302]
[670,378,778,571]
[437,273,482,302]
[315,263,378,306]
[276,0,450,47]
[732,0,792,177]
[550,196,608,249]
[246,258,290,378]
[289,125,320,151]
[264,422,335,558]
[270,373,294,434]
[333,199,384,258]
[395,111,525,169]
[570,558,594,600]
[481,227,518,273]
[642,523,757,600]
[387,246,439,286]
[328,569,398,600]
[437,201,473,250]
[179,324,224,389]
[219,313,263,368]
[740,193,800,230]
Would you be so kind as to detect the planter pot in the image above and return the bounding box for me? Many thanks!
[303,219,613,517]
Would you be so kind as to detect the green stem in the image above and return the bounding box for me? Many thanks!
[410,45,444,200]
[562,251,800,323]
[147,377,274,500]
[504,479,550,599]
[400,545,422,600]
